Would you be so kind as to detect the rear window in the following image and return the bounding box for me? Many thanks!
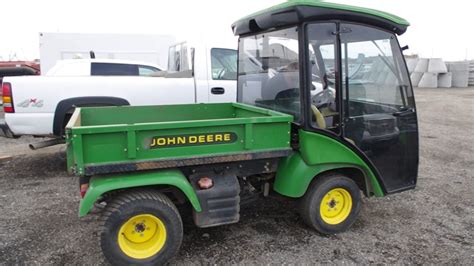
[91,63,139,76]
[138,65,161,76]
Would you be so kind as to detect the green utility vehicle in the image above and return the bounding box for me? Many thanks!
[67,1,418,264]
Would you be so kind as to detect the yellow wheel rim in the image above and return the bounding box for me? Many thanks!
[118,214,167,259]
[320,188,352,225]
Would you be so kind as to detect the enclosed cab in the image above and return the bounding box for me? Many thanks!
[233,0,418,195]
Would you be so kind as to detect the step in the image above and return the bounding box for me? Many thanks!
[191,173,240,228]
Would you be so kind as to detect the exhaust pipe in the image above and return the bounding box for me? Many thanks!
[29,138,65,150]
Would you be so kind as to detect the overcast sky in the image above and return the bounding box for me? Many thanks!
[1,0,472,61]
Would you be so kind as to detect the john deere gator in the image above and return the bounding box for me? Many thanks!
[66,1,418,264]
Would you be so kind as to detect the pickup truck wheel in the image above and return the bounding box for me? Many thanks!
[100,189,183,265]
[300,174,361,235]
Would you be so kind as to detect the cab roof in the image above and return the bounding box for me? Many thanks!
[232,0,409,36]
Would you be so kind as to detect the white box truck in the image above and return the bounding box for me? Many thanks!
[39,32,176,74]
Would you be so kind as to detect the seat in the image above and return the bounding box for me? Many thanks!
[311,104,355,145]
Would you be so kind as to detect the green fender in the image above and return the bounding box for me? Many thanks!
[79,169,201,217]
[274,130,384,198]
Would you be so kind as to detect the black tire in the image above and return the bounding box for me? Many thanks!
[100,189,183,265]
[300,174,361,234]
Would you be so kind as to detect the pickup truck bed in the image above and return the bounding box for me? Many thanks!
[66,103,293,176]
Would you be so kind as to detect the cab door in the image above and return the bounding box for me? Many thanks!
[340,23,418,193]
[207,48,237,103]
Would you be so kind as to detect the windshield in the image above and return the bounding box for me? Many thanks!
[237,27,301,121]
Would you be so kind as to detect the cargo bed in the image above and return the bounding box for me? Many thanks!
[66,102,293,176]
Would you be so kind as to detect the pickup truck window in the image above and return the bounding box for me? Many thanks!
[91,63,138,76]
[91,63,159,76]
[211,48,237,80]
[168,43,191,72]
[138,65,161,76]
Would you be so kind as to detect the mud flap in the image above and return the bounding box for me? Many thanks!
[190,174,240,228]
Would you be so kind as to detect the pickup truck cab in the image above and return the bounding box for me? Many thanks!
[0,42,237,138]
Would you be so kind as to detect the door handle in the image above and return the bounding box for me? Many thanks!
[211,87,225,95]
[393,108,414,117]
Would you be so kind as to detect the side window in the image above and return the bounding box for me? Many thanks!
[138,65,160,76]
[341,24,413,116]
[91,63,139,76]
[341,23,415,149]
[237,27,301,121]
[307,23,339,132]
[211,48,237,80]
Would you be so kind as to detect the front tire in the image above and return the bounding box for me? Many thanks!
[300,174,361,234]
[100,189,183,265]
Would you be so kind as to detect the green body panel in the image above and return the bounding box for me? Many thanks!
[274,130,384,197]
[234,0,409,27]
[66,137,74,174]
[78,169,201,217]
[67,102,292,176]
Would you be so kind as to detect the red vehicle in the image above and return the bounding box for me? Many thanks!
[0,60,40,87]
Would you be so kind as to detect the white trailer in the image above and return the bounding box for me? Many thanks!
[39,32,176,74]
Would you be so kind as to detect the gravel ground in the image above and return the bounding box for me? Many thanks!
[0,88,473,264]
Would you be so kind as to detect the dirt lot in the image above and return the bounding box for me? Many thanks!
[0,88,473,264]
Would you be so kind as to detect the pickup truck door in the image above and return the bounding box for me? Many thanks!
[206,48,237,103]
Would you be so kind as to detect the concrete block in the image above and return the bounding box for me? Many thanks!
[447,61,469,72]
[438,73,452,88]
[410,72,423,87]
[414,58,429,73]
[418,72,438,88]
[428,58,447,73]
[451,71,469,87]
[448,62,469,87]
[406,58,418,73]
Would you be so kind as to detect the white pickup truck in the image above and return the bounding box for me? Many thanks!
[1,42,237,138]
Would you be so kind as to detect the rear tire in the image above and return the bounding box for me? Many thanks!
[100,189,183,265]
[300,174,361,234]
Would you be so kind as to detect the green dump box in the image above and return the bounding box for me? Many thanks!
[66,103,293,176]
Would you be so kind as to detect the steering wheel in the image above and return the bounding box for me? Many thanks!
[216,68,227,79]
[310,88,336,129]
[312,89,332,108]
[311,105,326,129]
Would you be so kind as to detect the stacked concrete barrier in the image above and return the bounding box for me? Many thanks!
[447,62,469,88]
[407,57,472,88]
[414,58,429,73]
[418,72,438,88]
[469,61,474,86]
[406,58,419,73]
[410,72,423,87]
[438,73,453,88]
[428,58,448,73]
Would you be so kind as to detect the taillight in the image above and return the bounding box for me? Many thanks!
[2,82,14,113]
[80,183,89,198]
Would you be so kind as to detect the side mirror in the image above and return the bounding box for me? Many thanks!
[401,45,409,51]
